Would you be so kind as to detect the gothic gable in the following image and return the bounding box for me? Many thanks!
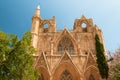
[84,52,97,72]
[34,52,51,75]
[60,51,73,63]
[52,51,81,76]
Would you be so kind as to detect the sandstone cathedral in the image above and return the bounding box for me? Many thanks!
[31,6,107,80]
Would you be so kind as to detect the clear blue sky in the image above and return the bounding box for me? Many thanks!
[0,0,120,52]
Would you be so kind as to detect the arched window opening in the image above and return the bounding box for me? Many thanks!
[81,22,87,28]
[69,44,74,54]
[89,74,95,80]
[38,74,44,80]
[58,44,62,54]
[82,22,87,32]
[57,37,74,54]
[43,23,49,28]
[60,70,73,80]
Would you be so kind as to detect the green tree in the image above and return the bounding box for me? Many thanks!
[95,34,109,79]
[0,31,39,80]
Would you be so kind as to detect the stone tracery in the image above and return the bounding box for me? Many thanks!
[58,37,74,54]
[60,70,73,80]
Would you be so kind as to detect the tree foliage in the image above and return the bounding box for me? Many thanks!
[95,34,109,79]
[111,62,120,80]
[0,31,39,80]
[110,48,120,80]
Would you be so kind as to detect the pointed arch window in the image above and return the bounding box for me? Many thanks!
[89,74,95,80]
[60,70,73,80]
[38,74,44,80]
[58,44,62,53]
[58,37,74,54]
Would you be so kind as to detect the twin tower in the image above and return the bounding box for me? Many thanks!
[31,6,107,80]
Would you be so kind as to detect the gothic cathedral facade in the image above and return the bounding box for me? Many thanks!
[31,6,107,80]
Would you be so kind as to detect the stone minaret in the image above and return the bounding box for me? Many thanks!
[31,5,40,49]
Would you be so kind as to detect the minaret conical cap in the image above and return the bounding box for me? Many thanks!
[37,5,40,9]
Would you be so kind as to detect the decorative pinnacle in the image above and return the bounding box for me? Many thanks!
[81,14,86,20]
[64,25,66,29]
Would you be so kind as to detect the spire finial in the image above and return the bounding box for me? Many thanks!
[34,4,40,17]
[81,14,86,20]
[37,5,40,9]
